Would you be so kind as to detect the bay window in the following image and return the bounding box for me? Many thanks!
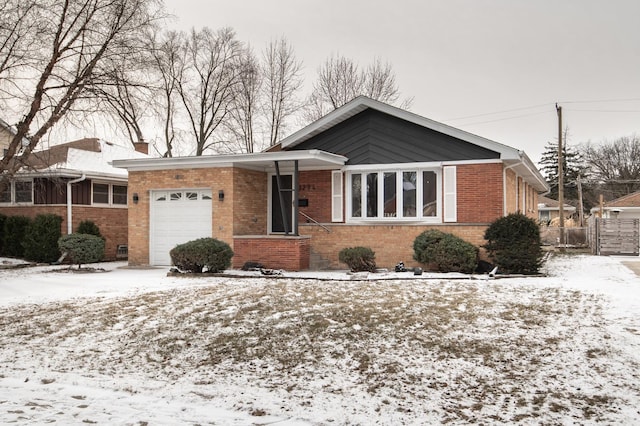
[347,169,440,221]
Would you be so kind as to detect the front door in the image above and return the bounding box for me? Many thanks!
[271,175,293,233]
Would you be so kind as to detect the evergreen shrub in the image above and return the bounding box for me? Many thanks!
[413,229,478,273]
[2,215,31,258]
[170,237,233,273]
[58,233,105,268]
[483,213,543,275]
[338,246,377,272]
[77,220,103,239]
[23,214,63,263]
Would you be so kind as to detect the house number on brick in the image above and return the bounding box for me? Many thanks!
[299,184,316,191]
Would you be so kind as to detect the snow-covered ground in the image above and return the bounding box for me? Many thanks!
[0,254,639,425]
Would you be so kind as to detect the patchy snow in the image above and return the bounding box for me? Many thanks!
[0,254,639,424]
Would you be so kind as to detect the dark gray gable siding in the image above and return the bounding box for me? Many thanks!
[289,109,500,164]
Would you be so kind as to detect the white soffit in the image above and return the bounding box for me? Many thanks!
[112,149,348,172]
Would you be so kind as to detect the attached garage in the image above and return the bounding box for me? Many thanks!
[149,189,213,265]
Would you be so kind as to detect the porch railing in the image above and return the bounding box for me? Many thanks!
[299,211,331,233]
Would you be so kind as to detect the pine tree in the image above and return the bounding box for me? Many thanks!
[538,140,587,201]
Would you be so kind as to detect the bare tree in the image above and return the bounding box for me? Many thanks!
[224,46,261,153]
[89,55,153,146]
[262,37,303,147]
[306,54,411,121]
[147,29,183,157]
[583,134,640,199]
[0,2,43,91]
[0,0,163,189]
[175,27,242,156]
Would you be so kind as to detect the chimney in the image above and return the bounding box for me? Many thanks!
[133,141,148,155]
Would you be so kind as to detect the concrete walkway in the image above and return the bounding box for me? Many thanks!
[621,258,640,276]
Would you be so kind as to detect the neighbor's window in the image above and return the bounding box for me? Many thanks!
[112,185,127,205]
[14,181,32,203]
[92,183,109,204]
[348,169,440,221]
[0,183,10,203]
[93,182,128,206]
[0,180,33,204]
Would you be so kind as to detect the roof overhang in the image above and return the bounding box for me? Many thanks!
[15,168,128,182]
[112,149,348,173]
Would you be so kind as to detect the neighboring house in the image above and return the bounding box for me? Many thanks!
[538,195,576,223]
[0,138,149,259]
[0,118,29,157]
[114,96,549,270]
[591,191,640,220]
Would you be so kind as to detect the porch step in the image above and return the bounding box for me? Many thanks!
[309,249,331,270]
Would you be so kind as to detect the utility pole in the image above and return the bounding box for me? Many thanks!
[556,103,565,251]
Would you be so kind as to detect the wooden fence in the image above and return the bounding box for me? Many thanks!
[589,218,640,256]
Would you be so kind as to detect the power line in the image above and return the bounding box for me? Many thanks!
[558,97,640,104]
[444,103,551,122]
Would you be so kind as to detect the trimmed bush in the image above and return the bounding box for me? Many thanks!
[77,220,103,239]
[0,213,6,255]
[23,214,63,263]
[483,213,543,275]
[58,233,105,268]
[338,246,377,272]
[170,238,233,273]
[2,215,31,258]
[413,230,478,273]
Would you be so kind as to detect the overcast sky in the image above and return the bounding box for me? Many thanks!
[163,0,640,163]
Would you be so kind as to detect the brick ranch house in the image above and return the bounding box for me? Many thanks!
[0,136,149,260]
[114,96,549,270]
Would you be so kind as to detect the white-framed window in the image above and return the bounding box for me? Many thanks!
[346,168,441,222]
[0,179,33,205]
[92,182,128,206]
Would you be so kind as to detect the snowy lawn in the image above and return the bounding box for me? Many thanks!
[0,253,639,425]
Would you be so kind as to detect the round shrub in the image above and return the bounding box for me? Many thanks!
[338,246,376,272]
[2,215,31,258]
[23,214,63,263]
[170,238,233,273]
[413,229,478,273]
[58,233,105,268]
[483,213,543,275]
[77,220,103,239]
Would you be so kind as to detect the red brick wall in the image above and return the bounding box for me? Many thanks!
[233,236,310,270]
[0,205,127,260]
[456,163,504,223]
[302,223,490,270]
[298,170,333,223]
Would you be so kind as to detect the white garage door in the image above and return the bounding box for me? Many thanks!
[150,189,213,265]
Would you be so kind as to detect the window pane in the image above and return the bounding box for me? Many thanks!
[351,174,361,217]
[15,181,32,203]
[112,185,127,205]
[366,173,378,218]
[423,171,437,217]
[186,192,198,201]
[0,184,10,203]
[383,172,396,217]
[170,192,182,201]
[403,172,417,217]
[93,183,109,204]
[201,190,212,200]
